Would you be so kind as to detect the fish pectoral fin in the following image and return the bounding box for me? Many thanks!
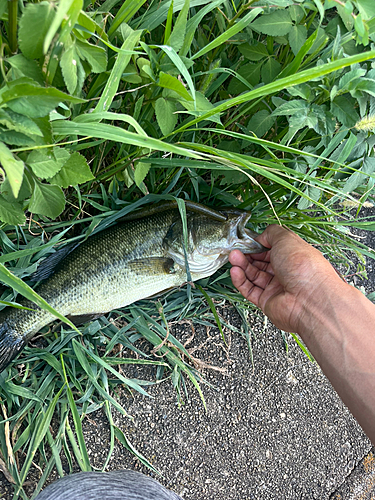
[127,257,176,275]
[66,313,105,325]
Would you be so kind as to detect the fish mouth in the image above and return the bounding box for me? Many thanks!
[234,212,268,254]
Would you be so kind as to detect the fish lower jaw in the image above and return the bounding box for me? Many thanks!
[170,252,227,279]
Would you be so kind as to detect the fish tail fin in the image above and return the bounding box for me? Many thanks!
[0,320,27,373]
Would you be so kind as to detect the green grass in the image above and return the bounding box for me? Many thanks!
[0,0,375,496]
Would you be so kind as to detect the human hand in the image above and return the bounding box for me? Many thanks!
[229,225,345,334]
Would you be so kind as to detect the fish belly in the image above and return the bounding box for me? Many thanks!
[60,267,187,317]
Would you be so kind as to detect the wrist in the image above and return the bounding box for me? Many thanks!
[296,276,357,340]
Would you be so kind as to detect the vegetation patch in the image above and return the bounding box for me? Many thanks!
[0,0,374,497]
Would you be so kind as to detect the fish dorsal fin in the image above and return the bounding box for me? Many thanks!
[117,200,228,223]
[28,241,81,282]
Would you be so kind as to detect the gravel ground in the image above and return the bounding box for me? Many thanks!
[0,209,374,499]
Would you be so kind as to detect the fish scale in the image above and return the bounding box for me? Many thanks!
[0,202,267,372]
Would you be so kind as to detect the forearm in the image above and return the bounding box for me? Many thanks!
[298,281,375,444]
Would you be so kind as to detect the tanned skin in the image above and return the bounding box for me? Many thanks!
[229,225,375,445]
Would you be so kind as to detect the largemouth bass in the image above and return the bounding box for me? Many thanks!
[0,201,266,372]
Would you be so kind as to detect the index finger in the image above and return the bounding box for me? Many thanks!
[257,224,308,251]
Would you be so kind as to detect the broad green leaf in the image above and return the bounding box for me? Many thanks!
[336,4,353,30]
[272,99,309,116]
[261,58,282,84]
[137,57,155,80]
[56,0,83,44]
[95,29,141,113]
[0,195,25,225]
[251,9,293,36]
[29,179,65,218]
[342,157,375,193]
[192,8,263,60]
[77,11,97,39]
[155,98,178,135]
[33,116,53,146]
[75,39,107,73]
[331,95,359,127]
[27,147,70,179]
[7,55,44,86]
[247,110,275,137]
[355,78,375,97]
[179,91,221,124]
[227,62,261,94]
[122,63,142,83]
[356,0,375,19]
[60,42,78,95]
[0,142,24,197]
[1,82,85,118]
[238,42,268,61]
[19,2,55,60]
[289,25,307,56]
[1,173,31,202]
[48,152,94,187]
[289,110,317,132]
[297,179,321,209]
[158,71,193,101]
[168,0,190,52]
[0,129,34,146]
[134,161,151,187]
[354,13,367,39]
[0,109,42,139]
[287,83,312,100]
[289,4,304,23]
[339,68,366,91]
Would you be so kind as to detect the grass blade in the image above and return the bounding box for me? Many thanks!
[16,386,64,495]
[191,8,263,60]
[94,29,142,113]
[61,355,91,472]
[52,121,203,159]
[172,49,375,134]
